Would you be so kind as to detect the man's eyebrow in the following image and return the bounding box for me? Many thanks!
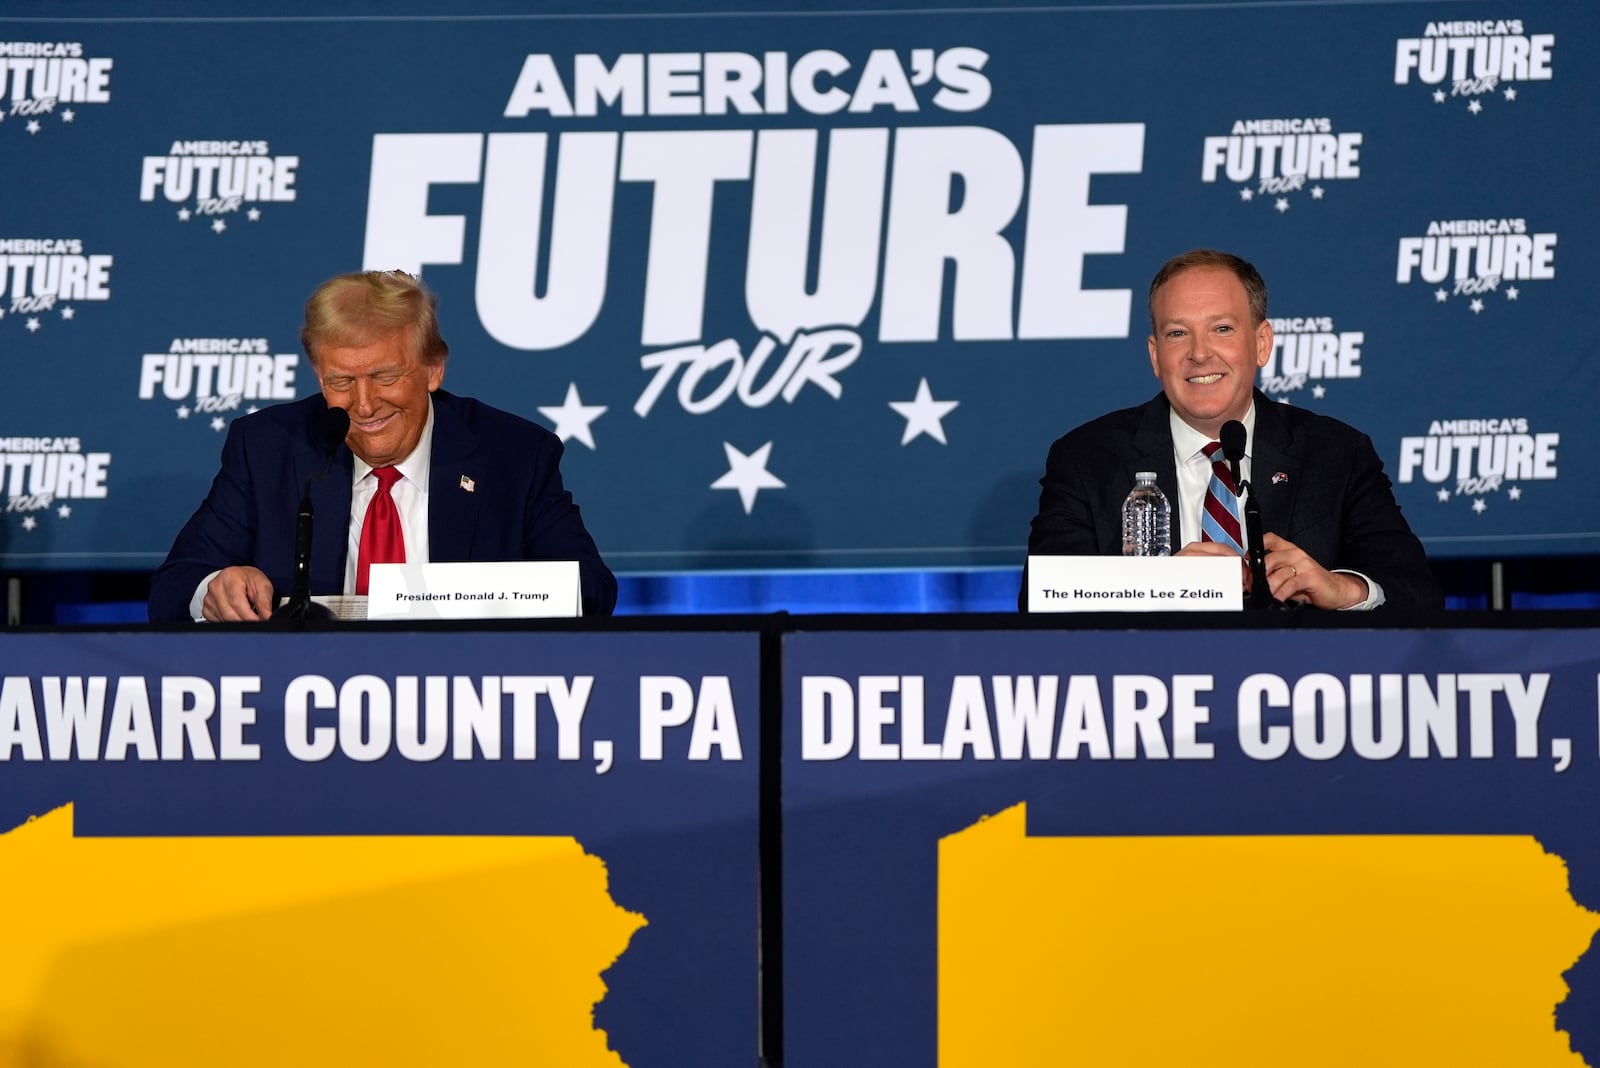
[1160,312,1237,324]
[328,365,406,377]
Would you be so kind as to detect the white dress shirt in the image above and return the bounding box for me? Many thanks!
[1170,406,1256,550]
[344,400,434,594]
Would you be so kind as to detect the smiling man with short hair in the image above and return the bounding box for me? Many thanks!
[149,270,617,622]
[1024,249,1441,613]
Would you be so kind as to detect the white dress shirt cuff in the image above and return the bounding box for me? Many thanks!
[189,570,222,622]
[1333,569,1385,611]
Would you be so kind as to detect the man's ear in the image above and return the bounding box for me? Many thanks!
[1254,319,1274,368]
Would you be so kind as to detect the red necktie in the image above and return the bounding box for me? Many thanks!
[356,466,405,595]
[1200,441,1246,555]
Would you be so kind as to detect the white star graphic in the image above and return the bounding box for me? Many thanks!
[1436,488,1451,502]
[1470,298,1485,314]
[176,405,191,419]
[1274,197,1290,214]
[57,504,72,519]
[210,416,226,431]
[61,108,75,123]
[26,317,41,333]
[1472,497,1487,514]
[537,382,607,450]
[1467,99,1483,115]
[247,405,259,414]
[247,206,262,221]
[177,207,192,222]
[21,516,36,531]
[1504,86,1518,102]
[1238,188,1254,202]
[1310,185,1325,200]
[26,119,40,134]
[1432,89,1447,103]
[1434,288,1449,303]
[59,305,74,320]
[1506,286,1520,301]
[889,377,959,445]
[1311,384,1327,399]
[211,219,227,234]
[711,441,785,514]
[1507,485,1522,501]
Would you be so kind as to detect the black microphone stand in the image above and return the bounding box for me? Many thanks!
[1221,419,1281,610]
[275,483,332,624]
[275,407,350,626]
[1236,472,1275,609]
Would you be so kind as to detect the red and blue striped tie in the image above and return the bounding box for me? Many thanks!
[1200,441,1246,555]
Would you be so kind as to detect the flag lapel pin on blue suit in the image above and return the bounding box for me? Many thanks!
[460,475,476,493]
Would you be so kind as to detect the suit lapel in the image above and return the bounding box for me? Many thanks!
[308,447,354,592]
[1249,393,1300,536]
[426,394,483,563]
[1126,394,1181,549]
[287,400,354,594]
[1131,394,1180,503]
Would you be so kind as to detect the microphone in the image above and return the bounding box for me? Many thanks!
[278,406,349,624]
[1220,419,1275,609]
[318,405,351,460]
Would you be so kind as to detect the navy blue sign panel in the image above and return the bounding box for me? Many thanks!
[0,629,759,1066]
[782,626,1600,1066]
[1,1,1596,571]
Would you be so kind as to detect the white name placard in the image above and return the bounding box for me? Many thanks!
[1026,555,1242,613]
[366,561,581,620]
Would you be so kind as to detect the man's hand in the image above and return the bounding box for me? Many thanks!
[202,566,276,621]
[1262,532,1367,609]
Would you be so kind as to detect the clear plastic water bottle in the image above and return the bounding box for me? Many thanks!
[1121,471,1171,556]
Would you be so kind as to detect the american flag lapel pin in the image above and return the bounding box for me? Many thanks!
[460,475,476,493]
[1272,471,1289,485]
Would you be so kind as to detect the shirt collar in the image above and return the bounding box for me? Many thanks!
[351,396,435,488]
[1170,401,1257,464]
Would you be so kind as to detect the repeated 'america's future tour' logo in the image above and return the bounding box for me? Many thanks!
[1394,19,1554,114]
[1201,117,1361,213]
[0,239,112,333]
[1258,316,1363,401]
[0,41,112,136]
[138,338,301,432]
[139,141,301,234]
[0,435,111,534]
[1396,218,1554,314]
[1397,417,1558,515]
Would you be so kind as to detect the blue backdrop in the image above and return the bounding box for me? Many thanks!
[2,0,1596,578]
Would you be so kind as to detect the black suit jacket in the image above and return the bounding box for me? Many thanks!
[1024,390,1442,611]
[148,390,617,621]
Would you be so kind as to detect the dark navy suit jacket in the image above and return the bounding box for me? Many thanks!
[148,390,617,621]
[1024,390,1443,612]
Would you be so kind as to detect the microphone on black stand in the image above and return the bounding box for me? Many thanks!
[1220,419,1277,609]
[276,406,350,625]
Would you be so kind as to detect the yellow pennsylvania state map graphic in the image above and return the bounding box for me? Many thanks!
[0,805,645,1068]
[940,803,1600,1067]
